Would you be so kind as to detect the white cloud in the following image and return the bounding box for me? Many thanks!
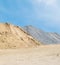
[32,0,57,6]
[30,0,60,18]
[44,0,56,5]
[29,0,60,31]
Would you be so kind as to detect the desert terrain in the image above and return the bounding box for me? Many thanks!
[0,23,60,65]
[0,44,60,65]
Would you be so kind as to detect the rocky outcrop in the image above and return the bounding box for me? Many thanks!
[23,25,60,44]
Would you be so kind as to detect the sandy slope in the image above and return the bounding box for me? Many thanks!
[0,44,60,65]
[0,23,40,49]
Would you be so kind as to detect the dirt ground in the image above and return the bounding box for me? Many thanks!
[0,44,60,65]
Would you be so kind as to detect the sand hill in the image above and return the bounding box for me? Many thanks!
[0,23,40,49]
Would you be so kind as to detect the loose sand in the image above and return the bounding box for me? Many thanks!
[0,44,60,65]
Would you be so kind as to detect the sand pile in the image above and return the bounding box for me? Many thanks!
[0,23,41,49]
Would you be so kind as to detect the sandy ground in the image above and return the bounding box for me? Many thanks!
[0,44,60,65]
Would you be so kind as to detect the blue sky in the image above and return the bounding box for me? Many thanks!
[0,0,60,33]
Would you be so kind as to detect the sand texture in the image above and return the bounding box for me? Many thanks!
[0,23,40,49]
[0,44,60,65]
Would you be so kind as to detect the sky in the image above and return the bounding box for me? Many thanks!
[0,0,60,33]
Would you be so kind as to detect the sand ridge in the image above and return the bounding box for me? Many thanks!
[0,23,41,49]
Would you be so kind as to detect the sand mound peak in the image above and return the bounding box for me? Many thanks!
[0,23,41,49]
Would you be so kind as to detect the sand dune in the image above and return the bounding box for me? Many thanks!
[0,23,40,49]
